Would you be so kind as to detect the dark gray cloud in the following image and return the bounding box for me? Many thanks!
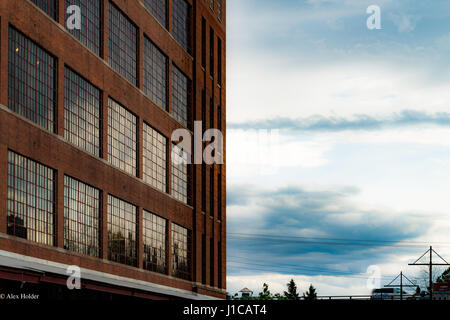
[227,184,432,277]
[227,110,450,132]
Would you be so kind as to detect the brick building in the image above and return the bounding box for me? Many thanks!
[0,0,225,300]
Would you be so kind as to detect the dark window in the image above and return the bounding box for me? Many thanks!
[107,98,137,176]
[218,172,222,221]
[7,151,55,246]
[64,176,100,257]
[202,234,206,284]
[143,210,167,274]
[107,195,137,267]
[217,105,222,131]
[218,240,222,288]
[171,223,191,280]
[209,27,214,77]
[30,0,57,20]
[143,0,167,28]
[210,167,214,217]
[65,0,101,56]
[217,37,222,85]
[201,163,206,212]
[172,0,191,52]
[201,17,206,68]
[210,237,214,286]
[210,97,214,130]
[171,64,191,128]
[171,143,189,204]
[143,122,167,193]
[108,2,138,85]
[64,67,101,156]
[8,27,56,132]
[143,37,168,110]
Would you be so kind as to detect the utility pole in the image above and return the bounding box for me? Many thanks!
[384,271,416,300]
[408,246,450,300]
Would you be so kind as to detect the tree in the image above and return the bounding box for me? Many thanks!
[437,267,450,283]
[284,279,300,300]
[303,284,317,301]
[258,283,273,300]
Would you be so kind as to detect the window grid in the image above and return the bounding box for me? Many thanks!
[172,0,191,53]
[171,144,189,204]
[7,151,55,246]
[64,176,100,257]
[143,37,168,110]
[64,67,101,156]
[171,65,191,128]
[171,223,191,280]
[143,0,167,28]
[143,210,168,274]
[107,195,137,267]
[8,27,56,132]
[108,2,138,85]
[31,0,57,20]
[107,98,137,176]
[65,0,101,55]
[143,123,167,193]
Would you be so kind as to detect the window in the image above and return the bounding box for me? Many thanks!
[201,17,206,68]
[201,163,206,212]
[143,123,167,193]
[143,0,167,28]
[108,2,138,85]
[217,37,222,85]
[65,0,101,56]
[171,223,191,280]
[218,172,222,221]
[217,0,223,21]
[143,210,167,274]
[7,151,55,246]
[107,98,137,176]
[143,37,168,110]
[218,240,222,288]
[210,237,214,286]
[31,0,57,20]
[8,27,56,132]
[171,65,191,128]
[171,143,189,204]
[209,27,214,77]
[107,195,137,267]
[64,176,100,257]
[64,67,101,156]
[209,0,214,11]
[202,234,206,284]
[172,0,191,52]
[210,167,214,217]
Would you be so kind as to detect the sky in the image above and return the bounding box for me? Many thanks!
[226,0,450,297]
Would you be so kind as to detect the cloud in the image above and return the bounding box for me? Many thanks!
[389,13,420,33]
[227,185,432,281]
[228,110,450,132]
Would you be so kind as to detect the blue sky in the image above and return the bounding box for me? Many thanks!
[226,0,450,296]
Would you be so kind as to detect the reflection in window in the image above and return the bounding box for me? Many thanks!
[108,2,138,85]
[107,98,137,176]
[107,195,137,267]
[143,0,167,27]
[171,143,189,204]
[65,0,101,55]
[143,123,167,193]
[171,65,191,127]
[143,37,168,110]
[217,0,223,21]
[172,0,191,52]
[64,67,101,156]
[8,27,56,132]
[171,223,191,280]
[143,210,167,274]
[64,176,100,257]
[7,151,55,246]
[31,0,57,20]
